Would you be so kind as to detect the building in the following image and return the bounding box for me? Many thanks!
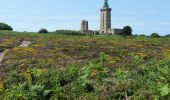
[80,0,123,35]
[81,20,98,34]
[108,28,123,35]
[100,0,123,35]
[81,20,89,33]
[100,0,112,34]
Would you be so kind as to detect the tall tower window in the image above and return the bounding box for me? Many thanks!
[103,13,104,27]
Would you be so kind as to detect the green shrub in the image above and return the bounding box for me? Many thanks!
[38,28,48,33]
[165,34,170,37]
[95,32,99,35]
[138,34,147,37]
[0,23,13,31]
[150,33,160,37]
[120,26,132,36]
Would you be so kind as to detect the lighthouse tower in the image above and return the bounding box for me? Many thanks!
[100,0,112,34]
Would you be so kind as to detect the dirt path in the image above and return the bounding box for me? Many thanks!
[0,52,5,65]
[0,41,31,65]
[18,41,31,47]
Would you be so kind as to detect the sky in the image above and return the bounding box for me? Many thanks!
[0,0,170,35]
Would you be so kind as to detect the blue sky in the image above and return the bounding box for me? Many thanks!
[0,0,170,35]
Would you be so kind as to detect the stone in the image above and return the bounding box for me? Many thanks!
[81,20,89,33]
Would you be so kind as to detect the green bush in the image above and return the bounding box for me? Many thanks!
[120,26,132,36]
[150,33,160,37]
[0,23,13,31]
[38,28,48,33]
[95,32,100,35]
[138,34,147,37]
[165,34,170,37]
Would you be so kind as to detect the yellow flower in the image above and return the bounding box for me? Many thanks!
[0,79,5,92]
[137,52,148,58]
[91,69,99,77]
[165,50,170,58]
[13,47,37,55]
[23,70,33,85]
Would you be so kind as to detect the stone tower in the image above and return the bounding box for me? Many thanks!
[100,0,111,34]
[81,20,89,33]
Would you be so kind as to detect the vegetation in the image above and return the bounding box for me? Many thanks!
[0,30,170,99]
[165,34,170,37]
[0,23,13,31]
[121,26,132,36]
[151,33,160,37]
[56,30,86,36]
[38,28,48,33]
[138,34,147,37]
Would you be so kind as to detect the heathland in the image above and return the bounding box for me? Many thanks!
[0,30,170,99]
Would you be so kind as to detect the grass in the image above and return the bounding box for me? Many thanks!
[0,30,170,99]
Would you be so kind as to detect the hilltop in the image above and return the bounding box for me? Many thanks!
[0,31,170,99]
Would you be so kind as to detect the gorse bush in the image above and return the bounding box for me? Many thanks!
[1,53,112,99]
[0,23,13,31]
[2,53,170,99]
[0,32,170,99]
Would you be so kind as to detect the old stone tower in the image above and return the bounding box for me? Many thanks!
[81,20,89,33]
[100,0,111,34]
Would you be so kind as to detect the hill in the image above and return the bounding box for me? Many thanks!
[0,31,170,99]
